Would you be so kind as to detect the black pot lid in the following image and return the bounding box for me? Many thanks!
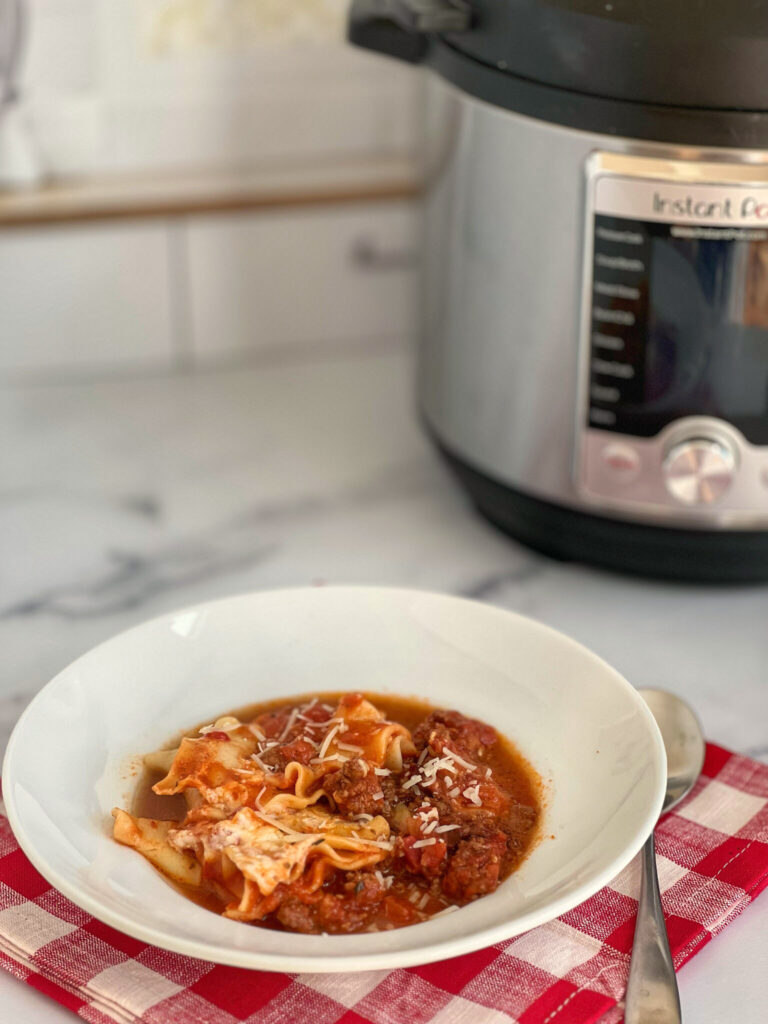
[445,0,768,110]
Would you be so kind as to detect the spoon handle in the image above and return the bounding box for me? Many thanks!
[625,831,682,1024]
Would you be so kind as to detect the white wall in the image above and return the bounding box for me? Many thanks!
[17,0,421,177]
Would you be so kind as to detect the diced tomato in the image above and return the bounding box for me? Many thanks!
[302,704,333,724]
[205,731,230,742]
[339,693,365,710]
[279,738,315,765]
[383,894,420,926]
[255,711,290,739]
[477,780,510,815]
[402,835,448,879]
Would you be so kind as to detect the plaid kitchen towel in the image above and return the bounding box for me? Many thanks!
[0,742,766,1024]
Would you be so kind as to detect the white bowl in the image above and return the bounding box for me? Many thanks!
[3,587,665,972]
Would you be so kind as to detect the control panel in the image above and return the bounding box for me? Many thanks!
[578,152,768,523]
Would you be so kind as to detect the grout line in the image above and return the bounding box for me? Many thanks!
[0,334,415,390]
[167,219,194,372]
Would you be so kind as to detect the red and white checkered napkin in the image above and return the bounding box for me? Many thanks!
[0,742,766,1024]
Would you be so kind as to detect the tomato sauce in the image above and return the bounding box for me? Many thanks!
[133,692,542,934]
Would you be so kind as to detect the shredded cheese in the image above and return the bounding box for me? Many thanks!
[373,767,390,776]
[278,706,300,742]
[318,723,341,759]
[412,838,437,848]
[250,753,276,773]
[443,746,476,771]
[435,823,460,833]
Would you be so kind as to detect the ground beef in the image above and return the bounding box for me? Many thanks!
[276,896,317,933]
[341,871,386,903]
[442,832,507,901]
[413,710,497,761]
[276,873,386,933]
[324,759,390,816]
[500,802,539,852]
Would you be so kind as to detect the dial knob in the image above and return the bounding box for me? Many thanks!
[663,437,736,506]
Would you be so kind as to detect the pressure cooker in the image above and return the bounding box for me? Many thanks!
[349,0,768,582]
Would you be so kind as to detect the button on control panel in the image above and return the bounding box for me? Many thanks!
[579,419,768,520]
[662,438,736,506]
[601,443,641,480]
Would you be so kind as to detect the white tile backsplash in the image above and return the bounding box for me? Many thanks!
[0,221,176,376]
[0,200,421,379]
[185,201,420,362]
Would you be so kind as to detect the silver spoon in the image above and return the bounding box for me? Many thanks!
[625,688,706,1024]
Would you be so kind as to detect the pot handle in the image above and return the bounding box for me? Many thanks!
[348,0,472,65]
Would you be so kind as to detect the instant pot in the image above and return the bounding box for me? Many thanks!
[350,0,768,581]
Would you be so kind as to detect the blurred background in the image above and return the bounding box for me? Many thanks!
[1,7,767,1019]
[0,0,420,377]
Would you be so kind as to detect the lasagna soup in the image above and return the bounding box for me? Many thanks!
[113,693,541,933]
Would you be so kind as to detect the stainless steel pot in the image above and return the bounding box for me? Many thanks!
[350,0,768,581]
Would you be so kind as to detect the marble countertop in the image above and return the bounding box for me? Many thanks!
[1,342,766,1022]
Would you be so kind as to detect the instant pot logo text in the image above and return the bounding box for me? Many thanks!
[653,192,768,220]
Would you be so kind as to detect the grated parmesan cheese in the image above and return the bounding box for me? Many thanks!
[412,838,437,848]
[373,767,390,776]
[250,753,276,773]
[435,824,460,833]
[278,706,300,742]
[402,775,421,790]
[318,723,341,759]
[443,746,476,770]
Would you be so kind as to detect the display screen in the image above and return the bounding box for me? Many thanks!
[588,215,768,443]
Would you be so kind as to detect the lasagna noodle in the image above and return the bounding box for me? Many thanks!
[115,696,411,923]
[326,697,416,770]
[112,809,201,888]
[165,804,391,918]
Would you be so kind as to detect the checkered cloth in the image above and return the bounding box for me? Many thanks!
[0,743,766,1024]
